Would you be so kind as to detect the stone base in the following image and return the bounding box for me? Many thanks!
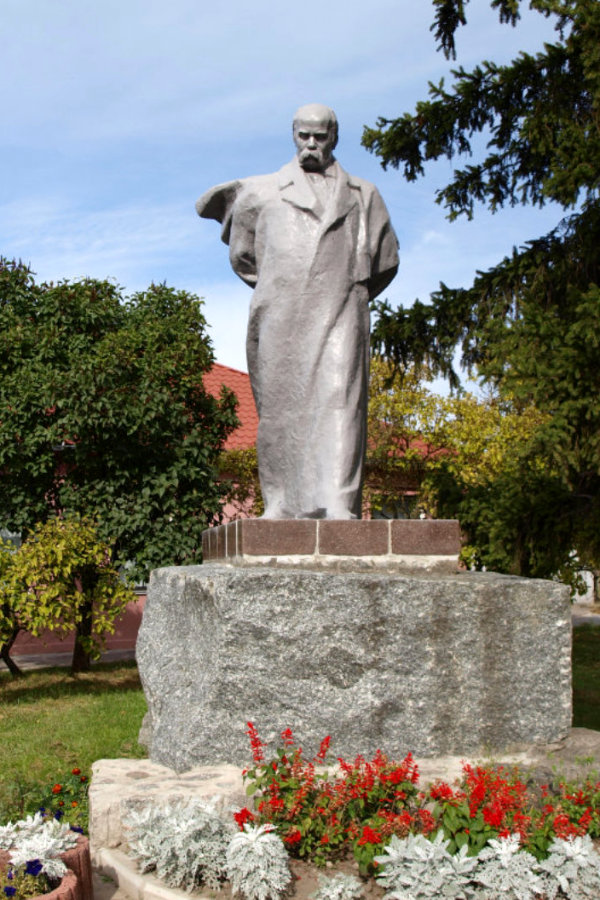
[201,518,461,573]
[136,563,571,772]
[89,758,246,856]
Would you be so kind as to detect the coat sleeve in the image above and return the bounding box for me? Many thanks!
[196,179,259,288]
[196,180,243,245]
[365,187,399,300]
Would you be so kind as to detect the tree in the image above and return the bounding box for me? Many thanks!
[365,359,576,586]
[363,0,600,576]
[364,357,453,517]
[219,447,264,518]
[0,260,238,582]
[0,517,134,674]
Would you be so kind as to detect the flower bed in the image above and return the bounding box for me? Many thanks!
[113,724,600,900]
[0,819,92,900]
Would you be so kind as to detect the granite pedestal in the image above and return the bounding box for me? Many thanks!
[136,521,571,772]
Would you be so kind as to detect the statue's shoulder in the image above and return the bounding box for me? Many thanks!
[196,173,278,223]
[196,179,243,223]
[344,169,381,199]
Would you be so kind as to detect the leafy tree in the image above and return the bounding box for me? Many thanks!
[218,447,264,518]
[0,538,20,675]
[364,357,453,517]
[0,259,238,582]
[0,517,135,674]
[363,0,600,576]
[365,360,576,586]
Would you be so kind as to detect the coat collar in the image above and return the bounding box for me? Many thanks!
[277,157,360,224]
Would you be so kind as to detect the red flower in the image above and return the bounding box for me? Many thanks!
[483,805,504,828]
[320,834,330,844]
[233,807,255,829]
[358,826,382,846]
[417,808,436,836]
[316,736,331,762]
[80,776,87,783]
[52,784,62,794]
[71,768,81,776]
[246,722,265,765]
[281,728,295,746]
[430,782,455,802]
[284,828,302,845]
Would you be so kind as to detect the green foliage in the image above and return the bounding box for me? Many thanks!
[365,357,453,516]
[572,625,600,731]
[0,517,134,672]
[363,1,600,576]
[366,358,582,584]
[0,538,17,647]
[34,767,90,831]
[242,724,428,873]
[219,447,264,517]
[0,260,238,581]
[365,1,600,215]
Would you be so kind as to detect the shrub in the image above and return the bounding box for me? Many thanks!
[0,516,134,673]
[123,798,234,891]
[226,824,291,900]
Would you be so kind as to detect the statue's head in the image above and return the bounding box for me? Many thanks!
[293,103,338,172]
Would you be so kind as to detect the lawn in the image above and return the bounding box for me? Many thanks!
[0,660,147,821]
[572,624,600,731]
[0,626,598,824]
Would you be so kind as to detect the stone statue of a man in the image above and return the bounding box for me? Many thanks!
[196,104,399,519]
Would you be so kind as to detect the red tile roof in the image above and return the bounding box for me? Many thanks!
[204,363,258,450]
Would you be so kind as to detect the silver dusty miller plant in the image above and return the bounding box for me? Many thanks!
[536,834,600,899]
[310,872,365,900]
[123,797,235,891]
[0,812,79,881]
[374,830,480,899]
[226,823,292,900]
[472,834,544,900]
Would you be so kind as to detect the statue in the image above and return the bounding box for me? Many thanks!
[196,104,399,519]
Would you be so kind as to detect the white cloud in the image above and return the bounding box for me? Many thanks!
[0,196,200,286]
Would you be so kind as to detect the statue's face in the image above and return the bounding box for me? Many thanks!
[293,116,336,172]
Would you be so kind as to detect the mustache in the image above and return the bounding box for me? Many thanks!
[299,148,323,160]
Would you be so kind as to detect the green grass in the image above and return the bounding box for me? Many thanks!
[0,660,147,822]
[572,624,600,731]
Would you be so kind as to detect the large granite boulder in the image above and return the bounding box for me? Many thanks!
[136,564,571,772]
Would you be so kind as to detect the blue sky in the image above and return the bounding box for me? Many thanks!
[2,0,560,373]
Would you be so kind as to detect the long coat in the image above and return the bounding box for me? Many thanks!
[197,157,399,519]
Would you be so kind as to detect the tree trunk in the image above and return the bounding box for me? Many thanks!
[0,605,23,676]
[71,598,93,673]
[0,621,23,677]
[593,568,600,605]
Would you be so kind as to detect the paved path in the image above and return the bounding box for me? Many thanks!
[2,647,135,672]
[571,602,600,626]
